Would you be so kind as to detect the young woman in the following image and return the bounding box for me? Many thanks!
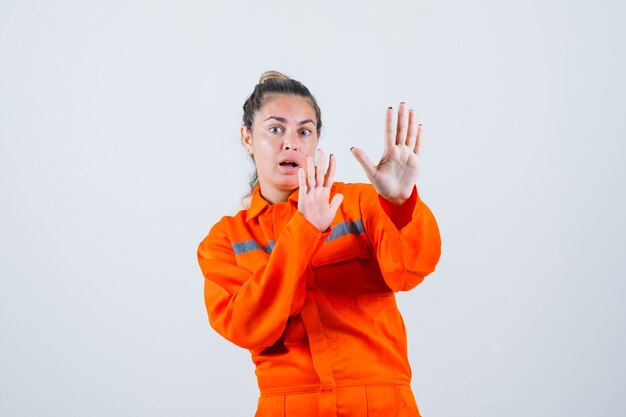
[197,71,441,417]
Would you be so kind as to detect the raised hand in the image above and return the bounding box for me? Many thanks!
[298,149,344,232]
[350,103,422,205]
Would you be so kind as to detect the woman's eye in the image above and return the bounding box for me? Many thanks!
[300,129,311,136]
[269,126,284,134]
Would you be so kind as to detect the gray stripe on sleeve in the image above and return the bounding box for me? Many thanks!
[232,240,275,255]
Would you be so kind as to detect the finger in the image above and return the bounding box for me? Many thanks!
[350,147,376,182]
[298,167,307,194]
[316,149,325,187]
[406,109,418,149]
[395,102,408,145]
[306,155,315,189]
[323,153,336,188]
[384,106,394,149]
[414,124,423,155]
[328,193,344,214]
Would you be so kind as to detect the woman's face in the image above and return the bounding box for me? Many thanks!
[241,94,319,204]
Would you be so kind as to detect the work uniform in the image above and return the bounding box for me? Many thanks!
[197,182,441,417]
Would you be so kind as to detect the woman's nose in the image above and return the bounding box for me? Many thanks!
[283,132,298,151]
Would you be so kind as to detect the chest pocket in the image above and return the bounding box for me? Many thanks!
[311,232,392,308]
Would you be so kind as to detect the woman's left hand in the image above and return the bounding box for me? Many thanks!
[350,103,422,205]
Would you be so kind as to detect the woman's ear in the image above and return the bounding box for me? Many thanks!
[240,126,253,154]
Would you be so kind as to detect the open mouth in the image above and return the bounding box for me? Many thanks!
[279,161,299,168]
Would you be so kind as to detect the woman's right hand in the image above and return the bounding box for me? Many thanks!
[298,149,343,232]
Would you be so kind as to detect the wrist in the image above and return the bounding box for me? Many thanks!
[378,186,419,230]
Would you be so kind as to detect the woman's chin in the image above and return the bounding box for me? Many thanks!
[274,178,299,191]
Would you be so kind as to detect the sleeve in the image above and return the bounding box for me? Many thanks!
[197,211,330,350]
[359,185,441,292]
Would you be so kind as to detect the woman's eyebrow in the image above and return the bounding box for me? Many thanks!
[264,116,287,123]
[263,116,316,126]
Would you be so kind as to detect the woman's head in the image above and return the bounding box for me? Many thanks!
[241,71,322,204]
[242,71,322,134]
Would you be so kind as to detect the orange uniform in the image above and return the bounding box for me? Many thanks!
[197,182,441,417]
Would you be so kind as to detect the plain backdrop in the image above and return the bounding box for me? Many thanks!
[1,0,625,416]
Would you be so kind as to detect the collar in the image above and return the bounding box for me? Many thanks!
[246,186,300,221]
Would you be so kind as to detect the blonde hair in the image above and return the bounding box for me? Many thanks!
[258,70,289,84]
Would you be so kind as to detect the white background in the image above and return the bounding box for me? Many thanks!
[1,0,625,416]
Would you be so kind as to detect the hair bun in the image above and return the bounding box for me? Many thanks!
[258,70,288,85]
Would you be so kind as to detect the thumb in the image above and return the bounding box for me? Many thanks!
[329,193,344,214]
[350,147,376,182]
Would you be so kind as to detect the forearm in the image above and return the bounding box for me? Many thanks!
[362,185,442,291]
[199,212,328,349]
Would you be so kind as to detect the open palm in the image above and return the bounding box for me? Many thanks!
[351,103,422,205]
[298,150,344,232]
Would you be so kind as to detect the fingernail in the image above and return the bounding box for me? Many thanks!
[350,147,354,151]
[409,108,414,112]
[400,101,405,104]
[418,123,423,127]
[387,107,392,110]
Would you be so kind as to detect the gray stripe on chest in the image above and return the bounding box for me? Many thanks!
[231,219,364,255]
[326,219,364,242]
